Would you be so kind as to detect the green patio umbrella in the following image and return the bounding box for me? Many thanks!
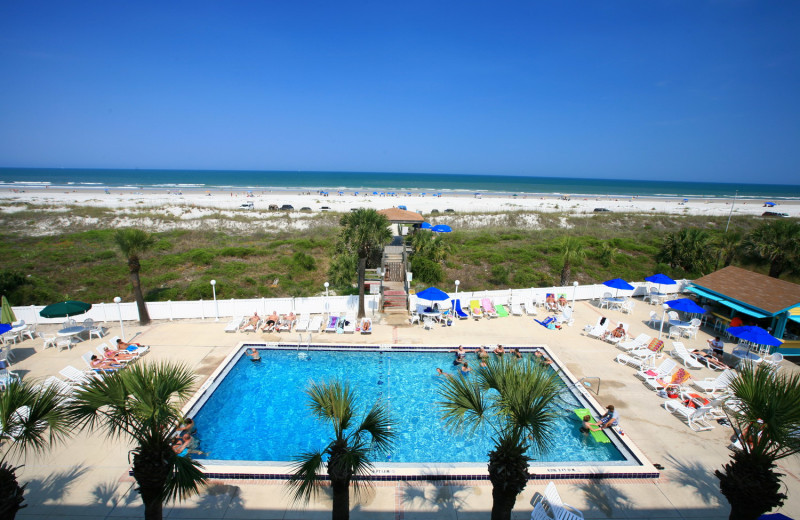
[39,300,92,319]
[0,295,16,324]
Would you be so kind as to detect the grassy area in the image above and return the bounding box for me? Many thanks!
[0,208,780,306]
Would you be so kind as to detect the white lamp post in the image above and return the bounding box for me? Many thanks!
[324,281,329,298]
[658,303,670,340]
[571,281,579,308]
[210,280,219,321]
[455,280,460,295]
[114,296,125,342]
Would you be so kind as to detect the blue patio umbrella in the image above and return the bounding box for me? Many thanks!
[765,201,776,207]
[645,273,676,286]
[416,287,450,301]
[0,323,11,335]
[683,198,689,202]
[420,222,433,229]
[602,278,634,297]
[665,298,706,315]
[759,514,793,520]
[726,326,782,347]
[432,224,452,233]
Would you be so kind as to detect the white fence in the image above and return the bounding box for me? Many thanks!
[11,279,690,325]
[11,295,381,325]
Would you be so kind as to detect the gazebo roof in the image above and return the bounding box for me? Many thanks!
[691,266,800,315]
[378,208,424,224]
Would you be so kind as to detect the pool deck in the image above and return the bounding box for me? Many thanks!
[9,298,800,519]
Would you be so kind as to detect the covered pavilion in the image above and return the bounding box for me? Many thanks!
[377,207,424,236]
[689,265,800,353]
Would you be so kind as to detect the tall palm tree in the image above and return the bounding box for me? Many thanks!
[713,231,742,270]
[438,356,562,520]
[559,237,586,286]
[114,228,156,325]
[656,228,711,275]
[288,380,395,520]
[715,363,800,520]
[742,220,800,278]
[335,209,392,318]
[0,380,72,519]
[67,362,207,520]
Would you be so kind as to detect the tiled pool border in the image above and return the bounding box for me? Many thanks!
[181,342,660,481]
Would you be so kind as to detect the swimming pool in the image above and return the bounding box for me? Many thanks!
[184,344,659,481]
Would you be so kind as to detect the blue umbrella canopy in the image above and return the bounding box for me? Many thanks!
[416,287,450,301]
[726,326,782,347]
[602,278,634,291]
[0,323,11,335]
[764,202,776,207]
[645,274,677,286]
[420,222,433,230]
[432,224,452,233]
[665,298,706,314]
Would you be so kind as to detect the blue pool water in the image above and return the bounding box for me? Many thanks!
[191,349,625,464]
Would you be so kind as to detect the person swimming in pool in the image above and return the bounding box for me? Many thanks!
[493,344,505,357]
[245,348,261,362]
[460,361,471,376]
[580,415,601,434]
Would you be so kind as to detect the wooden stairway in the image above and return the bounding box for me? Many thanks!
[381,246,408,313]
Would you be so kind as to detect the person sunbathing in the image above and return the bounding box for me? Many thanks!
[690,349,729,369]
[360,318,371,332]
[90,355,121,371]
[261,311,279,332]
[545,294,558,311]
[103,346,136,362]
[241,312,260,331]
[116,338,145,352]
[558,295,568,308]
[603,324,626,340]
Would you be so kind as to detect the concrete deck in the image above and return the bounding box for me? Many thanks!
[8,297,800,519]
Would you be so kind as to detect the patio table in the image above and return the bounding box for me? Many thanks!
[731,348,762,367]
[57,325,86,337]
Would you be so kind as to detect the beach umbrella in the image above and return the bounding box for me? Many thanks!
[764,201,776,207]
[0,323,11,335]
[372,191,378,195]
[415,287,450,301]
[1,295,17,324]
[665,298,706,315]
[602,278,634,298]
[683,198,689,203]
[420,222,433,230]
[432,224,452,233]
[39,300,92,319]
[645,273,676,295]
[725,326,782,347]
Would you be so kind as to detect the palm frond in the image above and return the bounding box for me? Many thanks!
[0,380,72,461]
[306,380,355,437]
[162,453,208,502]
[353,403,396,455]
[287,450,326,504]
[437,372,488,434]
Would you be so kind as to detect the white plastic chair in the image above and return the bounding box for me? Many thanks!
[647,311,659,327]
[668,326,682,340]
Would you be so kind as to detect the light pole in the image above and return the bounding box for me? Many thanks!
[210,280,219,321]
[658,303,670,340]
[114,296,125,342]
[571,281,579,309]
[455,280,460,295]
[725,190,738,233]
[324,282,329,312]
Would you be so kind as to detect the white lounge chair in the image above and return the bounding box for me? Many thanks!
[670,342,703,369]
[510,301,524,316]
[604,322,629,344]
[308,315,323,332]
[585,321,609,340]
[618,333,652,351]
[692,369,737,396]
[663,400,715,431]
[59,365,97,385]
[343,315,356,333]
[636,358,677,381]
[294,317,310,332]
[224,317,244,333]
[689,349,729,371]
[542,482,584,520]
[324,315,340,333]
[82,351,121,373]
[615,353,653,370]
[523,299,538,316]
[360,318,372,334]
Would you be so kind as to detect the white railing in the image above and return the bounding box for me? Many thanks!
[11,295,381,325]
[11,279,690,325]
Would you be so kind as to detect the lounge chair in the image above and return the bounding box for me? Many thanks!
[692,369,737,396]
[669,342,703,369]
[469,300,483,319]
[510,301,523,316]
[523,299,538,316]
[40,376,75,400]
[451,299,469,320]
[294,317,310,332]
[585,322,608,340]
[636,358,677,381]
[224,317,244,333]
[495,302,509,317]
[615,352,654,370]
[0,366,20,390]
[645,367,691,391]
[240,318,261,333]
[481,298,497,318]
[96,344,136,363]
[689,349,729,371]
[663,400,715,432]
[308,315,323,332]
[625,339,665,364]
[360,318,372,334]
[618,333,652,351]
[343,315,356,333]
[59,365,97,385]
[604,322,629,344]
[542,482,584,520]
[276,318,293,333]
[325,315,340,333]
[81,351,121,373]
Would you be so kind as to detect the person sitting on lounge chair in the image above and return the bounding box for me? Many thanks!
[558,295,568,308]
[691,349,729,370]
[103,346,136,362]
[261,311,279,332]
[545,294,558,311]
[241,312,260,331]
[360,318,371,332]
[603,324,626,341]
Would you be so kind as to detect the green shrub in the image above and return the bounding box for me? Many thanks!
[411,256,444,285]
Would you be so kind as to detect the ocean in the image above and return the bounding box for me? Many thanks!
[1,167,798,200]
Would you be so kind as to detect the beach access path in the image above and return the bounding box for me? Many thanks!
[9,297,800,519]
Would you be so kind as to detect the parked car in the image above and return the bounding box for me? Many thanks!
[300,207,312,212]
[280,204,294,211]
[430,209,440,214]
[239,201,254,209]
[594,208,611,212]
[445,208,455,213]
[320,206,331,211]
[762,211,789,217]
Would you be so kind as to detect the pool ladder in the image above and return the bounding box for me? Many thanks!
[297,333,311,360]
[574,376,601,396]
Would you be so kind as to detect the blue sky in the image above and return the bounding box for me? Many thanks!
[1,1,798,182]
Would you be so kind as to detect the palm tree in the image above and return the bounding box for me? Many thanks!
[410,231,454,264]
[742,220,800,278]
[114,228,157,325]
[288,380,395,520]
[0,380,72,519]
[713,231,742,270]
[715,363,800,520]
[656,228,711,275]
[335,209,392,318]
[438,356,563,520]
[67,362,207,520]
[559,237,586,286]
